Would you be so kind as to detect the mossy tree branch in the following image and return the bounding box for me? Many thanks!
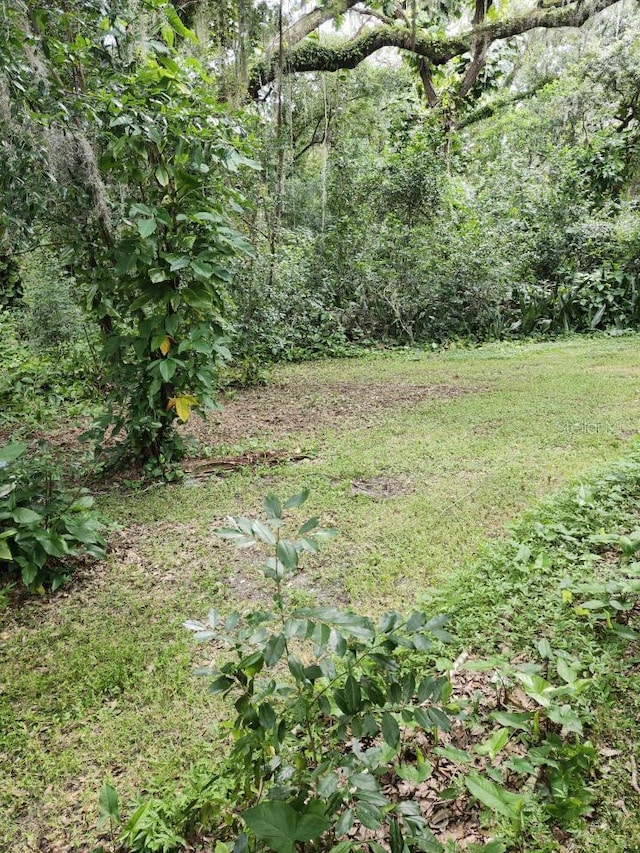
[249,0,624,99]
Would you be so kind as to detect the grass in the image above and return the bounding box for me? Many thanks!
[2,334,640,850]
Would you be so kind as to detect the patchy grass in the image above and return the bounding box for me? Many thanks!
[2,335,640,850]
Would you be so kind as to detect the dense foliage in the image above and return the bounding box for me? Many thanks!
[2,0,639,462]
[0,442,105,591]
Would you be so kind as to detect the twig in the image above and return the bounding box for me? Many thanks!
[630,752,640,795]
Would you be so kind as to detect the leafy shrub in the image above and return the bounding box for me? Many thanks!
[0,308,100,426]
[114,491,598,853]
[20,247,86,349]
[232,230,356,365]
[0,253,22,309]
[0,441,105,591]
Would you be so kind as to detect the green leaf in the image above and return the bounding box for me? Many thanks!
[424,707,451,732]
[314,527,339,544]
[0,442,26,465]
[611,623,639,640]
[298,516,319,535]
[464,774,524,821]
[334,808,354,836]
[343,674,362,713]
[264,493,282,520]
[556,658,578,684]
[258,702,277,729]
[11,508,42,525]
[98,782,120,829]
[214,528,256,547]
[475,728,510,760]
[149,267,169,283]
[288,654,306,682]
[381,711,400,748]
[537,638,553,659]
[296,607,374,640]
[328,843,352,853]
[243,802,297,853]
[491,711,532,732]
[209,676,234,694]
[159,359,178,382]
[397,759,433,783]
[0,540,12,561]
[547,703,583,735]
[166,254,190,271]
[317,771,339,798]
[355,802,381,830]
[165,4,199,42]
[277,540,298,571]
[193,211,219,223]
[137,218,157,238]
[434,745,473,764]
[295,812,331,842]
[21,563,38,587]
[252,520,276,546]
[191,259,214,280]
[264,634,286,666]
[39,532,69,557]
[389,817,403,853]
[155,165,169,186]
[69,495,94,511]
[283,489,310,510]
[515,672,554,707]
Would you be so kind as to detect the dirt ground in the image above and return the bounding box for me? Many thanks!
[183,379,477,448]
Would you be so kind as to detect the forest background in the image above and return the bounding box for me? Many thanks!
[2,0,640,467]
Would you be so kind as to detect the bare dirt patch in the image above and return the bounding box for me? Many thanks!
[587,364,640,378]
[350,475,414,499]
[184,380,477,447]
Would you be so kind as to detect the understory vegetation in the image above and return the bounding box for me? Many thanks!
[3,0,640,851]
[104,461,640,853]
[2,339,640,852]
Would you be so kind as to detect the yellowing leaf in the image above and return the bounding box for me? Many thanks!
[159,336,172,356]
[174,394,199,422]
[175,398,191,422]
[166,396,177,411]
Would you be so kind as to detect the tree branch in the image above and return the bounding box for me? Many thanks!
[454,76,555,129]
[353,6,394,25]
[268,0,360,52]
[457,38,490,100]
[418,59,439,108]
[249,0,624,98]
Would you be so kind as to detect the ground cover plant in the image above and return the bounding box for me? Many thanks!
[2,337,640,851]
[0,441,105,591]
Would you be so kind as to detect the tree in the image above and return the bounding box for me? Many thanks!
[248,0,627,121]
[0,1,256,466]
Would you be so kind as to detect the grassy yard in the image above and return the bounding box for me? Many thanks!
[2,335,640,851]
